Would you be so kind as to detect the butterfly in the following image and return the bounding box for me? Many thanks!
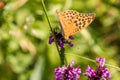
[56,10,95,39]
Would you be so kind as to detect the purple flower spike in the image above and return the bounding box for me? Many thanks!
[58,40,64,48]
[84,57,111,80]
[48,34,54,44]
[102,68,111,79]
[69,60,75,67]
[69,36,74,40]
[55,61,81,80]
[84,66,95,78]
[67,42,74,47]
[48,32,74,48]
[96,57,106,67]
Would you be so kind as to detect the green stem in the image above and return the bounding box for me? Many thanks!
[41,0,63,66]
[66,53,120,71]
[41,0,52,32]
[66,53,96,63]
[105,64,120,71]
[60,48,65,65]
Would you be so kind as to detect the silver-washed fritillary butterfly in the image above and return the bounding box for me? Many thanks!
[56,10,95,39]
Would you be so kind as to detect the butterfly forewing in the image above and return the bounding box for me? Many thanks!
[56,10,95,39]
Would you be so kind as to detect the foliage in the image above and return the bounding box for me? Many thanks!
[0,0,120,80]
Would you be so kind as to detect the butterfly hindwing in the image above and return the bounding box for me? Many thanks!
[56,10,95,39]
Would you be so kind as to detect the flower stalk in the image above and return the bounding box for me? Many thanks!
[41,0,67,66]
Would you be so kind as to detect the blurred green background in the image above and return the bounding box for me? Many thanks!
[0,0,120,80]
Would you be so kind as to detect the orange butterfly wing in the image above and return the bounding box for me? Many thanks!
[56,10,95,39]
